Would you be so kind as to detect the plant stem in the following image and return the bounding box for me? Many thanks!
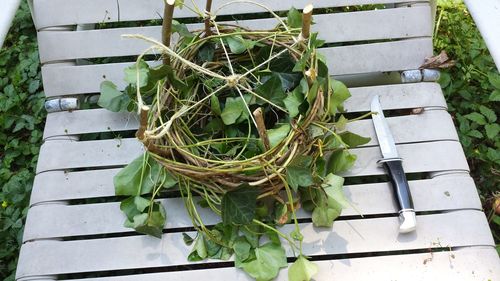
[162,0,176,65]
[301,4,314,40]
[204,0,213,36]
[253,108,271,151]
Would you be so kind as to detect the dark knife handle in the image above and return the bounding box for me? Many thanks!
[383,159,414,211]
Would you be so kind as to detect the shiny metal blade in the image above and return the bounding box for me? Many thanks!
[371,95,399,159]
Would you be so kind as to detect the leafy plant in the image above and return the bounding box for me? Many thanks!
[0,2,45,280]
[99,3,370,280]
[434,0,499,247]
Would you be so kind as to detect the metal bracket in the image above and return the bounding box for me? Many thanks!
[45,97,80,113]
[401,69,441,83]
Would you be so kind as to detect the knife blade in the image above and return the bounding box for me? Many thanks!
[371,95,416,233]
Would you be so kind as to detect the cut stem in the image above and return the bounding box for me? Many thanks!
[136,105,150,140]
[204,0,213,36]
[253,107,270,151]
[301,4,314,40]
[162,0,176,65]
[136,105,171,158]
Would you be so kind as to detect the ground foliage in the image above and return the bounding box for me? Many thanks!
[434,0,500,249]
[0,2,45,280]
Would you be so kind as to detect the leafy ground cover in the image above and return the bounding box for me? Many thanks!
[0,0,499,279]
[434,0,500,249]
[0,2,45,280]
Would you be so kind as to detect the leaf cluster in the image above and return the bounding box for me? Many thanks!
[0,2,44,280]
[434,0,499,250]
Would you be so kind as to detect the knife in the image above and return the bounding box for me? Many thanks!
[371,95,416,233]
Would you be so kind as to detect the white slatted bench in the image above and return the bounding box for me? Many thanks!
[17,1,500,280]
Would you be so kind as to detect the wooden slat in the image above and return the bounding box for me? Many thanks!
[345,82,447,112]
[44,109,139,139]
[57,247,500,281]
[43,83,447,138]
[32,0,430,29]
[41,38,432,96]
[23,174,481,241]
[16,210,494,279]
[35,136,468,174]
[37,6,432,63]
[44,108,456,145]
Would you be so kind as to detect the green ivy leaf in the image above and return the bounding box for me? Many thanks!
[240,242,287,281]
[266,55,302,91]
[124,60,150,88]
[183,233,195,246]
[255,74,286,106]
[241,223,260,249]
[339,131,371,148]
[172,20,194,38]
[221,183,258,225]
[98,81,131,112]
[328,79,351,115]
[326,150,357,174]
[267,124,291,149]
[287,7,302,28]
[464,112,487,125]
[288,255,319,281]
[120,196,150,220]
[114,153,166,196]
[198,42,215,62]
[210,94,222,115]
[221,97,246,125]
[284,89,303,118]
[188,234,208,261]
[124,201,166,238]
[485,123,500,139]
[322,173,350,210]
[226,35,257,54]
[479,105,497,122]
[311,203,340,227]
[286,156,314,192]
[233,236,252,262]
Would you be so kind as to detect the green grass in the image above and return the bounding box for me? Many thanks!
[0,1,498,279]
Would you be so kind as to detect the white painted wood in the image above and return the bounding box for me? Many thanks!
[43,109,139,139]
[343,140,469,177]
[325,38,432,76]
[31,0,430,29]
[30,168,122,205]
[35,137,468,174]
[23,174,482,241]
[56,247,500,281]
[41,38,432,96]
[30,164,477,206]
[42,82,447,137]
[464,0,500,70]
[15,210,494,279]
[43,107,456,144]
[345,82,447,111]
[37,6,432,63]
[0,0,21,48]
